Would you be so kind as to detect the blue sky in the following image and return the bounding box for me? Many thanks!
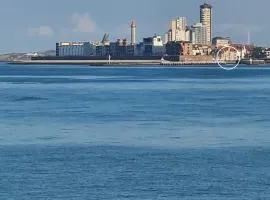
[0,0,269,53]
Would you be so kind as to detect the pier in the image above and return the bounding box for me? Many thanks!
[8,60,162,66]
[8,59,239,67]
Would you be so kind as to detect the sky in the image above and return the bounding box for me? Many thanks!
[0,0,269,53]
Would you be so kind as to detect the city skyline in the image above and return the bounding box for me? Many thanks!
[0,0,269,53]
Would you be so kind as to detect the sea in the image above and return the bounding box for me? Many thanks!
[1,63,270,199]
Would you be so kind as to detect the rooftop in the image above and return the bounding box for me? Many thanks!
[200,3,212,9]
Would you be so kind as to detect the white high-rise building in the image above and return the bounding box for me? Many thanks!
[200,3,212,44]
[175,29,186,41]
[191,23,207,45]
[168,17,188,42]
[176,17,187,30]
[185,29,191,42]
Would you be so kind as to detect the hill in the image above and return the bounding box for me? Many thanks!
[0,50,56,61]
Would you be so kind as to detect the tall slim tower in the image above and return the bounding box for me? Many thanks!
[131,20,136,45]
[200,3,212,44]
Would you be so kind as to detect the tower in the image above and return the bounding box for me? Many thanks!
[131,20,136,45]
[200,3,212,44]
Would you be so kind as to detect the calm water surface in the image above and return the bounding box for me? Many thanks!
[1,64,270,199]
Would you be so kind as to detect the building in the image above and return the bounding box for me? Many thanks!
[192,44,212,56]
[175,29,186,42]
[191,23,207,45]
[200,3,212,44]
[217,48,241,61]
[56,42,96,57]
[95,35,165,57]
[165,41,181,61]
[164,33,169,44]
[152,35,165,56]
[176,17,187,30]
[109,39,128,57]
[95,44,110,57]
[142,35,165,56]
[168,17,188,42]
[181,42,193,56]
[261,48,270,59]
[131,20,136,45]
[212,37,232,48]
[168,29,173,42]
[165,41,193,61]
[185,28,191,42]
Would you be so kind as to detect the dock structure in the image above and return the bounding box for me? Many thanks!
[8,59,162,66]
[8,59,235,67]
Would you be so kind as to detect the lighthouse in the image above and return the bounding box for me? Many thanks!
[131,20,136,45]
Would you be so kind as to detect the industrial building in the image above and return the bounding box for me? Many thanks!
[56,42,96,57]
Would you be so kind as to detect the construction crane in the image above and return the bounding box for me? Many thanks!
[101,33,109,45]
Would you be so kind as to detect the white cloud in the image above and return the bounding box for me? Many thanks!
[28,26,54,37]
[71,12,97,33]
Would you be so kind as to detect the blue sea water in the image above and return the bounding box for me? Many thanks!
[1,63,270,199]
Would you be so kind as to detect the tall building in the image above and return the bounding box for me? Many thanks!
[168,29,173,42]
[175,29,186,41]
[185,28,191,42]
[131,20,136,45]
[200,3,212,44]
[169,18,176,41]
[164,33,169,44]
[191,23,207,45]
[176,17,187,30]
[168,17,187,42]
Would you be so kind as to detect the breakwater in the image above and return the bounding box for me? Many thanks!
[8,60,162,65]
[8,59,231,66]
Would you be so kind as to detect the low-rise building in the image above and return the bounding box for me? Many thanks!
[141,35,165,56]
[166,41,181,56]
[263,48,270,59]
[192,44,212,56]
[217,47,241,61]
[166,41,193,57]
[212,37,232,48]
[56,42,96,57]
[181,42,193,56]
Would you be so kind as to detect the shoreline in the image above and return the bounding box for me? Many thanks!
[6,59,270,67]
